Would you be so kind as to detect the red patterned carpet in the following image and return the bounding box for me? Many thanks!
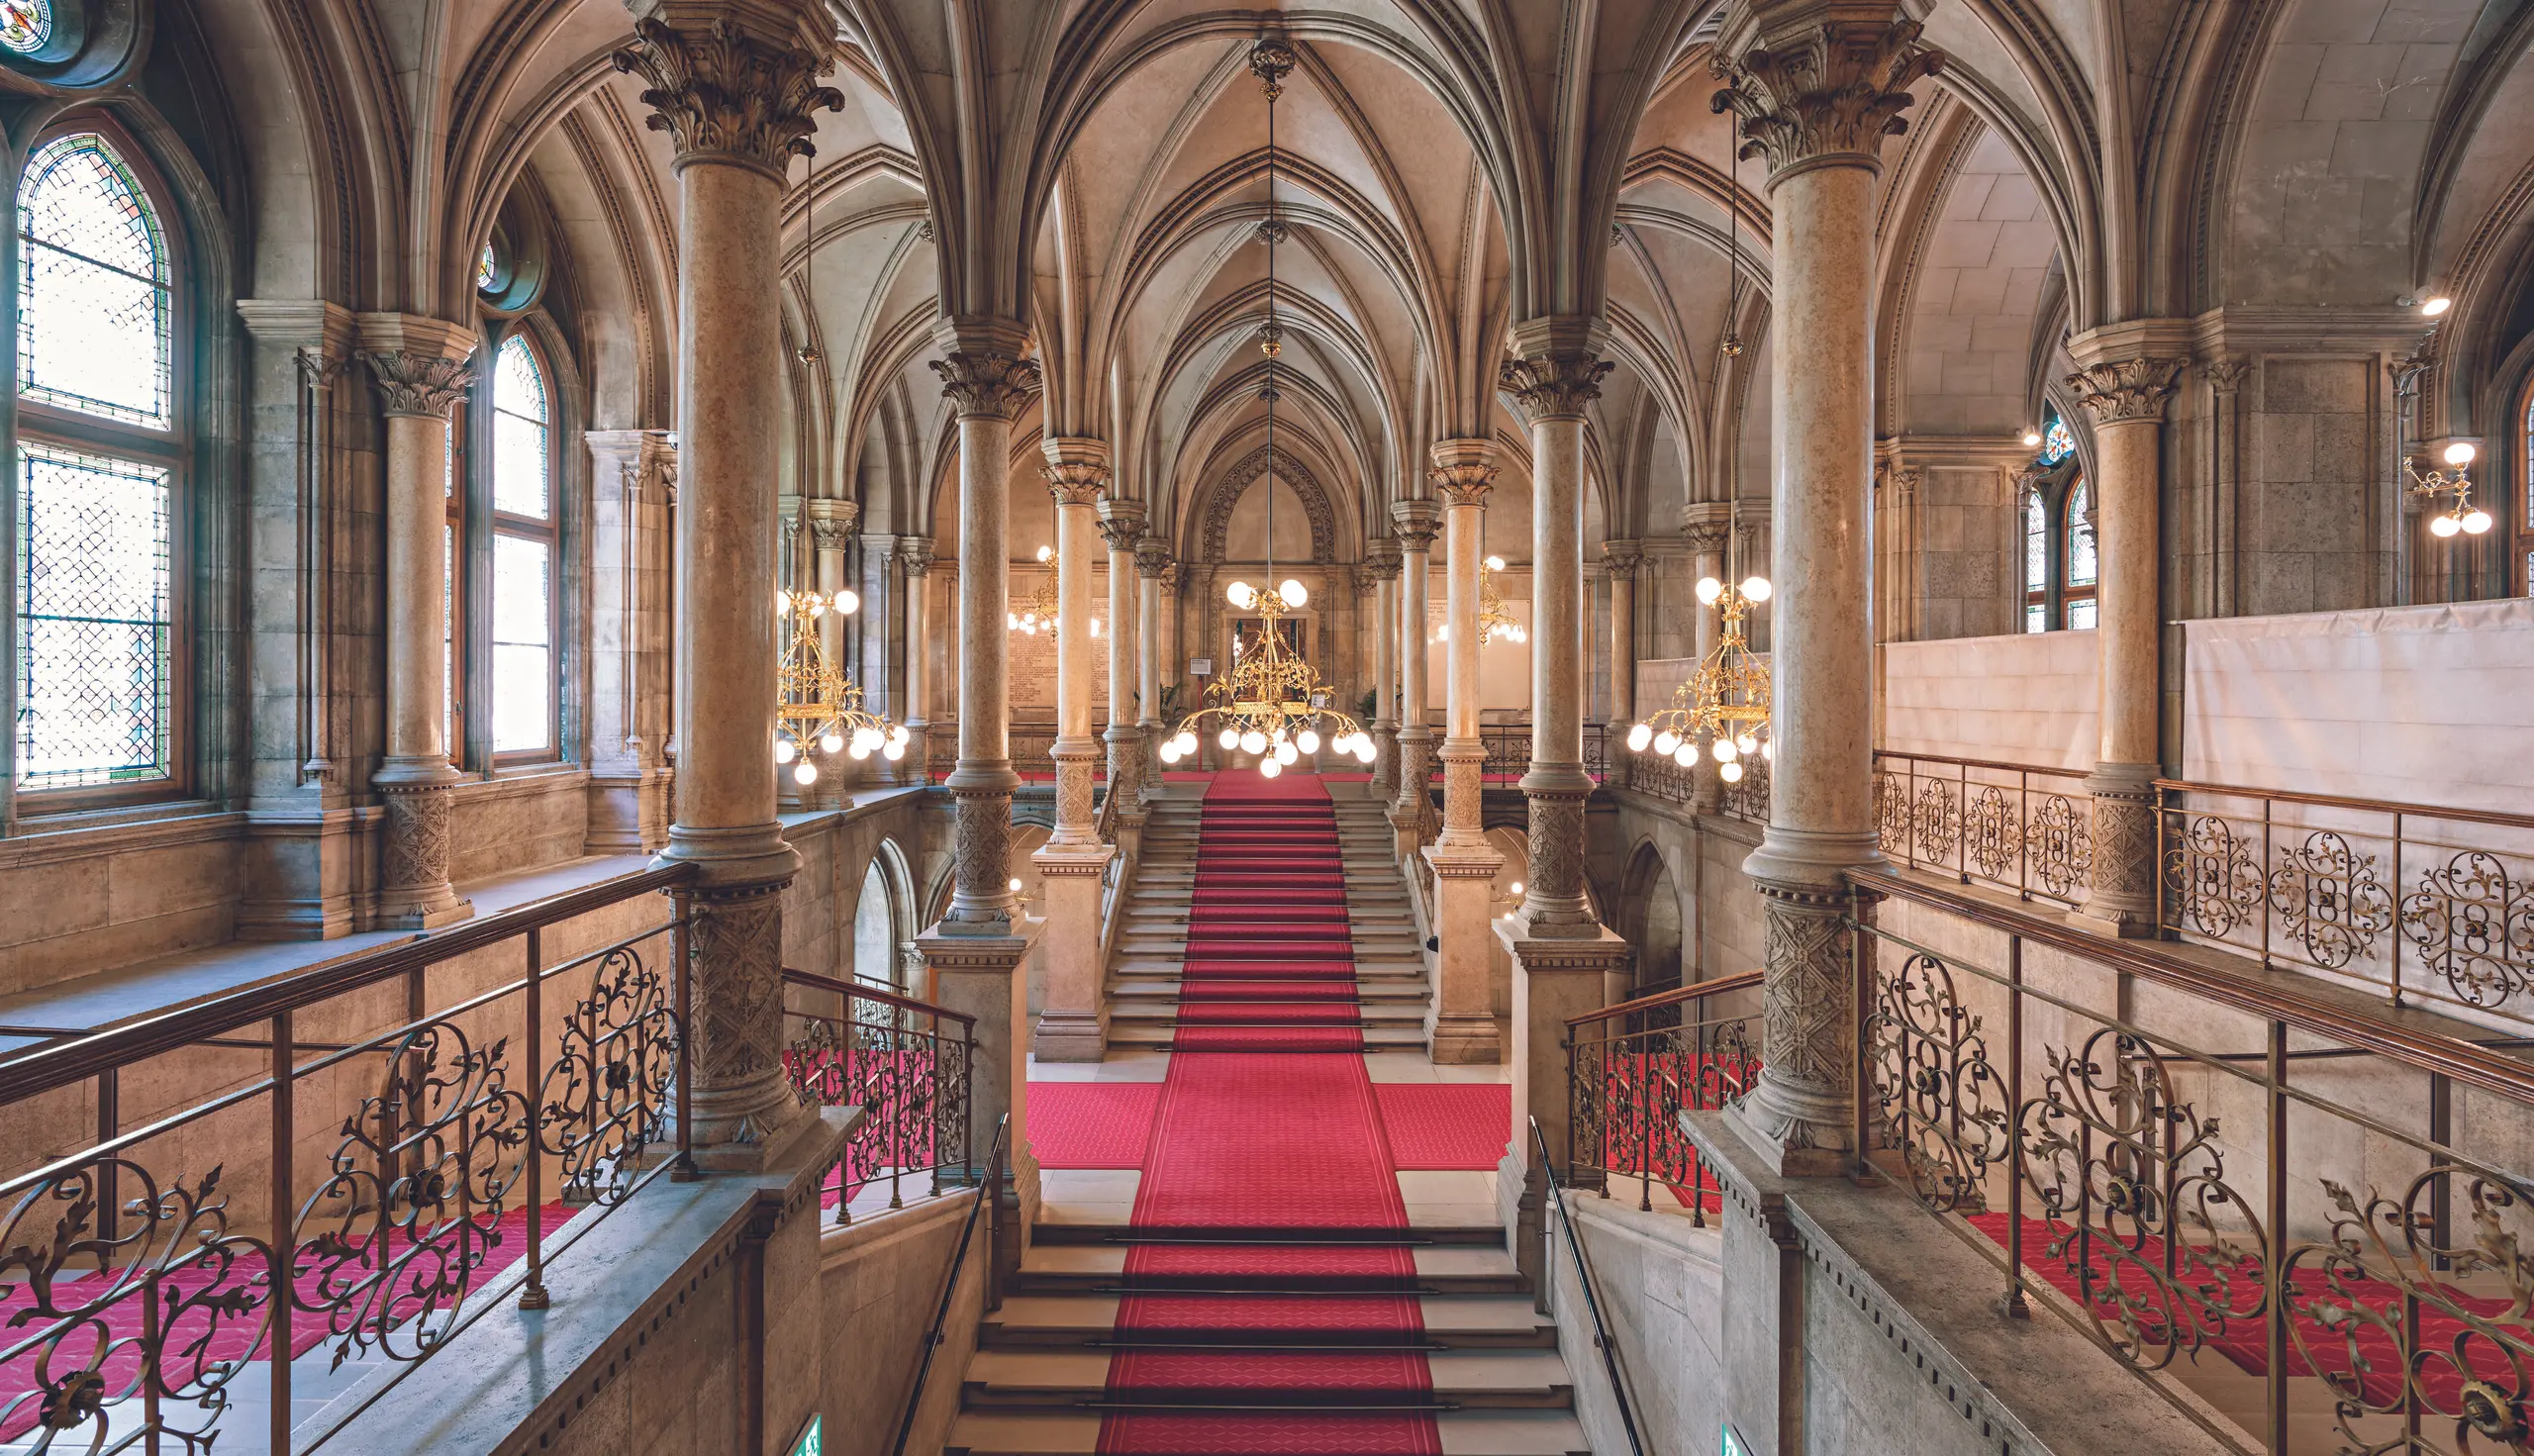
[1096,772,1443,1456]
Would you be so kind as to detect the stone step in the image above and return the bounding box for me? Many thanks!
[1014,1243,1526,1296]
[1111,980,1430,1001]
[978,1294,1557,1350]
[1107,1023,1430,1049]
[957,1348,1574,1409]
[946,1409,1592,1456]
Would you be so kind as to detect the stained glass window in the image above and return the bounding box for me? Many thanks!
[16,442,172,790]
[20,134,172,430]
[0,0,50,52]
[493,334,549,518]
[490,332,555,756]
[2038,409,2076,466]
[2023,488,2047,633]
[476,242,499,294]
[2065,477,2097,629]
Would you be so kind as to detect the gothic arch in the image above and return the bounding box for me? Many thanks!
[1196,445,1338,565]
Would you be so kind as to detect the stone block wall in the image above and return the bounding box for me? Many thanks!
[1555,1198,1724,1456]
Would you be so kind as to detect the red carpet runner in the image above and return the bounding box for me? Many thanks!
[1098,773,1442,1455]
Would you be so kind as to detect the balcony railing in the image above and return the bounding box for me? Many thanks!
[1873,750,2097,909]
[1563,972,1761,1221]
[1611,741,1769,823]
[781,970,974,1218]
[1856,873,2534,1456]
[0,867,707,1455]
[2157,779,2534,1033]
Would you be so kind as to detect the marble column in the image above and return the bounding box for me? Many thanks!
[2065,343,2186,937]
[1099,497,1147,816]
[809,499,856,800]
[1426,440,1504,1063]
[358,318,478,929]
[612,8,838,1163]
[1390,500,1441,858]
[1364,538,1403,798]
[1712,12,1941,1177]
[898,537,935,786]
[1032,439,1117,1060]
[584,429,678,852]
[1502,327,1612,939]
[1135,541,1170,800]
[1681,507,1732,813]
[1602,542,1644,725]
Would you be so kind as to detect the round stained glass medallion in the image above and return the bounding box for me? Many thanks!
[476,241,500,293]
[0,0,50,53]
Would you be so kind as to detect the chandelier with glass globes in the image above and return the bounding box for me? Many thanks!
[1007,542,1101,636]
[1626,571,1773,784]
[1151,35,1375,782]
[2407,440,2492,539]
[1435,554,1527,645]
[774,585,908,786]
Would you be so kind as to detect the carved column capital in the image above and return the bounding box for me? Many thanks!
[1709,19,1944,178]
[898,535,935,577]
[2067,355,2187,426]
[610,16,842,178]
[2202,356,2251,397]
[933,348,1041,422]
[1363,538,1403,581]
[1601,540,1647,579]
[1498,352,1613,424]
[1427,438,1499,506]
[1133,539,1173,580]
[1097,496,1147,551]
[805,498,857,550]
[1390,499,1442,551]
[362,351,474,419]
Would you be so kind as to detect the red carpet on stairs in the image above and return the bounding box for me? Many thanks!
[1096,773,1443,1456]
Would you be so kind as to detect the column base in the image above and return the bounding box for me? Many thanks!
[1425,841,1505,1065]
[940,766,1023,933]
[1029,841,1115,1062]
[374,768,472,930]
[1031,1010,1109,1062]
[921,917,1044,1226]
[1371,725,1400,800]
[1723,871,1865,1180]
[677,880,814,1172]
[2078,761,2160,937]
[1497,922,1631,1200]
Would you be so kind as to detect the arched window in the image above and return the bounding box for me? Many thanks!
[489,333,556,757]
[2023,487,2048,632]
[2520,379,2534,596]
[14,126,186,803]
[2064,478,2097,629]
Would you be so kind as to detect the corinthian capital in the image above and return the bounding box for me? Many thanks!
[2067,356,2187,425]
[1427,438,1498,506]
[1097,497,1147,551]
[899,536,936,577]
[1710,20,1943,176]
[1499,352,1612,424]
[363,352,474,419]
[611,18,842,176]
[1602,541,1647,579]
[933,350,1041,421]
[1135,539,1173,579]
[1391,499,1442,551]
[1042,437,1112,506]
[1363,537,1403,582]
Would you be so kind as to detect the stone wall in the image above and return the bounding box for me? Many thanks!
[820,1193,989,1456]
[0,812,243,999]
[1553,1196,1724,1456]
[1878,630,2099,773]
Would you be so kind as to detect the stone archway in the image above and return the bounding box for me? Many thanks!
[1619,841,1684,997]
[1195,444,1339,565]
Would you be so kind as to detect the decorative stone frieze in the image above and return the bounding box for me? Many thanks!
[1498,352,1613,423]
[2066,355,2187,425]
[610,17,842,177]
[1709,20,1944,176]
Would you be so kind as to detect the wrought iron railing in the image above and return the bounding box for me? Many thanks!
[0,867,700,1454]
[1563,972,1761,1223]
[1471,722,1609,785]
[1616,742,1766,823]
[1857,872,2534,1456]
[781,970,974,1220]
[1873,750,2096,908]
[2157,780,2534,1033]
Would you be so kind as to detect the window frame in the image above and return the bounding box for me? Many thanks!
[475,324,563,768]
[2019,458,2091,632]
[11,113,194,814]
[2518,375,2534,597]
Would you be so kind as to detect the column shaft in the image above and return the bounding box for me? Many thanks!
[1369,551,1401,797]
[899,539,934,785]
[1426,441,1504,1063]
[1391,502,1440,856]
[1100,500,1147,815]
[1136,541,1168,801]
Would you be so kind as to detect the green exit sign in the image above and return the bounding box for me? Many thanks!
[790,1414,824,1456]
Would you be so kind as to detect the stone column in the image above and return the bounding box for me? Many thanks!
[1031,440,1118,1061]
[612,8,839,1163]
[1364,538,1403,797]
[585,429,678,852]
[1426,440,1504,1063]
[1502,328,1612,939]
[808,499,857,799]
[357,317,477,929]
[1135,541,1170,799]
[1602,542,1643,724]
[2065,342,2186,937]
[1390,500,1441,857]
[898,537,934,785]
[1099,498,1147,816]
[1711,12,1941,1177]
[1681,506,1732,812]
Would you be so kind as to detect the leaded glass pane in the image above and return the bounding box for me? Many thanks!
[19,134,173,429]
[493,335,548,518]
[2039,409,2075,465]
[16,442,172,790]
[2068,479,2097,586]
[477,242,499,293]
[2025,603,2045,634]
[492,534,551,752]
[2024,490,2046,594]
[1,0,51,52]
[2067,598,2097,631]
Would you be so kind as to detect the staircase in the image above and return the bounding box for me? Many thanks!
[1108,786,1431,1050]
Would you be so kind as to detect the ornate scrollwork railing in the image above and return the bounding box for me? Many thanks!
[1872,750,2095,907]
[2157,780,2534,1030]
[1563,972,1761,1223]
[0,867,696,1454]
[1851,880,2534,1456]
[780,970,974,1220]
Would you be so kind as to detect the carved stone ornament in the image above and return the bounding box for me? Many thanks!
[611,17,843,176]
[1602,546,1647,579]
[1429,457,1498,508]
[1044,458,1111,508]
[2201,355,2251,396]
[2067,355,2187,426]
[363,351,473,419]
[1683,522,1729,554]
[378,783,456,899]
[808,514,854,550]
[1709,20,1944,175]
[1363,538,1403,581]
[1524,792,1590,907]
[947,784,1015,921]
[1098,508,1147,553]
[685,887,790,1142]
[1391,500,1442,552]
[1499,352,1613,423]
[932,350,1041,421]
[1134,539,1173,579]
[899,536,936,576]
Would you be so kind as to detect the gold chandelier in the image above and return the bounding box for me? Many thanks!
[1153,35,1372,781]
[1006,543,1103,635]
[775,586,906,785]
[2408,441,2491,538]
[1435,554,1527,645]
[1626,571,1773,783]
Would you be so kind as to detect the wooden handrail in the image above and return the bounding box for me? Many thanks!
[1868,870,2534,1104]
[1872,748,2091,780]
[0,862,697,1105]
[1568,969,1763,1027]
[2154,776,2534,832]
[782,967,974,1026]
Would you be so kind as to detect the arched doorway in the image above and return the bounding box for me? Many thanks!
[1619,843,1684,997]
[854,858,897,988]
